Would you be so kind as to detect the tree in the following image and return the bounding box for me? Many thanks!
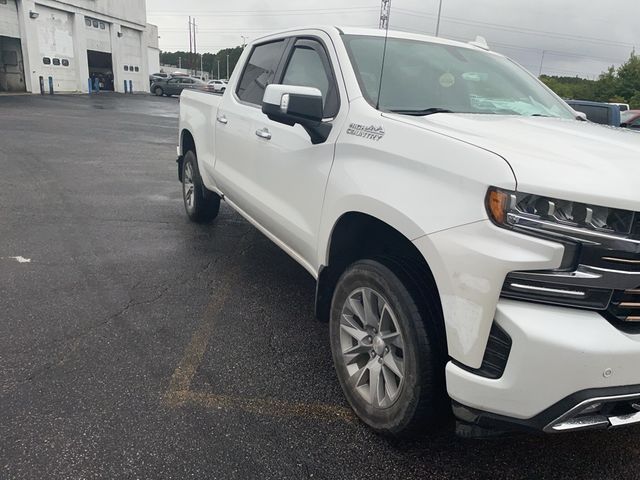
[616,51,640,101]
[160,46,244,79]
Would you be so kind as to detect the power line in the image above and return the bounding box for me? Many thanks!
[149,6,378,17]
[393,7,636,50]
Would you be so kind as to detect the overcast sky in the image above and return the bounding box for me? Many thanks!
[146,0,638,78]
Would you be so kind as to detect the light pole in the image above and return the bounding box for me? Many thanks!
[435,0,444,37]
[217,60,220,79]
[241,36,248,48]
[226,54,230,80]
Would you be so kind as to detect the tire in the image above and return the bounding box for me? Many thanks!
[330,259,448,437]
[154,86,164,96]
[182,150,221,223]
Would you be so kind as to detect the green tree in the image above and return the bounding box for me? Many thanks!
[616,51,640,101]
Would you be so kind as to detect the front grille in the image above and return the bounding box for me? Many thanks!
[632,214,640,238]
[606,288,640,331]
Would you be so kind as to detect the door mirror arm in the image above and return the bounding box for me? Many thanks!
[262,84,332,145]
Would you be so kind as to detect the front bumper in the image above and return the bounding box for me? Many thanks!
[447,299,640,432]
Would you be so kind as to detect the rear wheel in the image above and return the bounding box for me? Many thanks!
[330,259,447,437]
[182,151,221,223]
[154,86,164,96]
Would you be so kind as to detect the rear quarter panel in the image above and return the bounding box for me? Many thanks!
[179,90,223,191]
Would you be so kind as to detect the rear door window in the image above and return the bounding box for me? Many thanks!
[236,40,286,105]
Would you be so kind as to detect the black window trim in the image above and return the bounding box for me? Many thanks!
[233,37,292,109]
[276,35,342,120]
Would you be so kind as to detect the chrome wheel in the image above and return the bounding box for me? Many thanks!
[339,287,406,409]
[183,161,195,210]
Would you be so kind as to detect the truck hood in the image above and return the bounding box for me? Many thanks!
[391,114,640,211]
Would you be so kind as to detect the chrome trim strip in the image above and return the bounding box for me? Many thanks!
[544,393,640,433]
[510,283,586,297]
[602,257,640,265]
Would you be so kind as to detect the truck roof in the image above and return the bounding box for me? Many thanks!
[252,25,498,55]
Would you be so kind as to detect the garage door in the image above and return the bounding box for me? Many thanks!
[0,0,20,38]
[85,16,112,53]
[36,5,77,92]
[120,26,144,92]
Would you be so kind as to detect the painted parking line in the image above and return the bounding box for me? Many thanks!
[164,251,354,423]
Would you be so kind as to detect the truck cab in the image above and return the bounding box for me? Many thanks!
[177,26,640,437]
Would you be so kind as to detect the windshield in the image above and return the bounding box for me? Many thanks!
[342,34,576,119]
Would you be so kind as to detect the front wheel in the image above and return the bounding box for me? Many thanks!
[182,151,221,223]
[330,259,447,437]
[154,86,163,96]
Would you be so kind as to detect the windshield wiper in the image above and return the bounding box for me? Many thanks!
[389,107,455,116]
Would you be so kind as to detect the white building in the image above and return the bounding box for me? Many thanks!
[0,0,159,93]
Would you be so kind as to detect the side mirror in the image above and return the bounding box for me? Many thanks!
[262,84,332,145]
[575,111,588,121]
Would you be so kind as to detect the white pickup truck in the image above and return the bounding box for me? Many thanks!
[176,26,640,437]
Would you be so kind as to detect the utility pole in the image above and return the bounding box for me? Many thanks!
[217,60,220,79]
[379,0,391,29]
[226,54,230,80]
[435,0,444,37]
[538,50,547,77]
[178,56,182,69]
[193,18,197,76]
[188,16,192,72]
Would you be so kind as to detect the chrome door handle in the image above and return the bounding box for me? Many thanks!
[217,115,228,125]
[255,128,272,140]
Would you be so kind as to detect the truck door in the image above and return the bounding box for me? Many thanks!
[249,35,348,267]
[213,39,288,214]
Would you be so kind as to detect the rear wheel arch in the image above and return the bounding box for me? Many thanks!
[178,129,197,182]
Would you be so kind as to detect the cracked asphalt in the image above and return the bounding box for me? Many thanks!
[1,94,639,480]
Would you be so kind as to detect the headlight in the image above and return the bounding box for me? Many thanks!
[487,187,635,238]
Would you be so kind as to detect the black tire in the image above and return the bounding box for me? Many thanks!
[154,86,164,96]
[182,150,221,223]
[329,259,448,437]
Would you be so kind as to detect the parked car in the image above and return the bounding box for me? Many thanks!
[566,100,622,126]
[207,79,228,93]
[150,72,169,84]
[621,110,640,129]
[151,76,205,97]
[609,102,630,112]
[177,27,640,438]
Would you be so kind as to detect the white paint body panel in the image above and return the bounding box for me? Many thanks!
[178,26,640,420]
[447,299,640,419]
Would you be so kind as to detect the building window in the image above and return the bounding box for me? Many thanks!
[93,20,99,28]
[134,66,139,72]
[43,57,51,65]
[124,65,129,71]
[129,65,134,72]
[85,18,92,27]
[62,59,69,67]
[52,58,60,66]
[100,22,106,30]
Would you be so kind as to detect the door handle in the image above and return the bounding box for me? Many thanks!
[217,115,228,125]
[255,128,272,140]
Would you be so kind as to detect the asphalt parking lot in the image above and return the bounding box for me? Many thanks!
[1,93,639,480]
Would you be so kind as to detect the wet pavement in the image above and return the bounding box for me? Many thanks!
[1,94,639,479]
